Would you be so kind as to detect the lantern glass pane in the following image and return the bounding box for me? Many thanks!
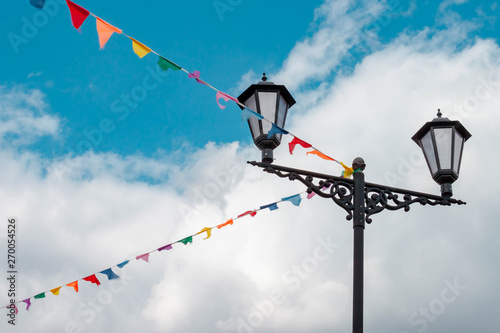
[244,94,260,140]
[258,91,277,135]
[453,130,464,174]
[433,127,453,169]
[421,131,438,174]
[277,95,288,128]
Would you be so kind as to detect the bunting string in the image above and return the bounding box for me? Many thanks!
[1,186,335,312]
[30,0,354,178]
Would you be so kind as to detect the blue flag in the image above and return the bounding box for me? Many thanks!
[282,194,302,206]
[116,260,130,269]
[241,108,264,122]
[30,0,45,9]
[260,203,279,211]
[100,268,120,280]
[267,124,289,139]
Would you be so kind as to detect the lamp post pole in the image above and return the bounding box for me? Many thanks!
[239,75,471,333]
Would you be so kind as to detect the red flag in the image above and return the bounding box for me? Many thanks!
[288,137,312,154]
[66,0,90,30]
[237,210,257,218]
[83,274,101,286]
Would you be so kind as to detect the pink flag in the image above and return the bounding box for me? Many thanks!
[216,91,239,109]
[136,253,150,262]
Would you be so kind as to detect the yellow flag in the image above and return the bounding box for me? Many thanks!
[50,286,62,296]
[197,227,212,240]
[130,38,151,58]
[340,162,354,179]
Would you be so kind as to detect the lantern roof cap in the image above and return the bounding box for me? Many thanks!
[412,109,471,144]
[237,73,296,110]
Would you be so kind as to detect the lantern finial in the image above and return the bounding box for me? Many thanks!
[437,109,442,118]
[262,73,267,82]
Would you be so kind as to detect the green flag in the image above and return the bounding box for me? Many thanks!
[158,56,181,71]
[179,236,193,245]
[34,293,46,299]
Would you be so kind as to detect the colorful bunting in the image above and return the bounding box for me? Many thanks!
[34,293,46,299]
[267,124,289,139]
[30,0,45,9]
[158,244,173,251]
[197,227,212,239]
[100,268,120,280]
[130,37,151,58]
[67,281,79,292]
[282,194,302,206]
[237,210,257,218]
[22,299,31,311]
[50,287,62,296]
[216,91,239,109]
[260,203,279,211]
[136,253,150,262]
[241,108,264,123]
[95,17,122,49]
[217,219,233,229]
[158,56,181,71]
[188,71,207,85]
[307,184,331,199]
[83,274,101,286]
[179,236,193,245]
[66,0,89,30]
[117,260,129,269]
[306,149,335,161]
[289,137,312,154]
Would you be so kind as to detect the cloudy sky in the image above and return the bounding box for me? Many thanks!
[1,0,499,332]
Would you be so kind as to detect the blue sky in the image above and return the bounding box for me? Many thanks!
[1,1,500,332]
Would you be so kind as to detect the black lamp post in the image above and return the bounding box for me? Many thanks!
[238,76,470,333]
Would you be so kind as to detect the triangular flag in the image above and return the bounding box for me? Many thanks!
[216,91,239,109]
[158,244,173,251]
[267,123,289,139]
[7,304,18,314]
[241,108,264,122]
[217,219,233,229]
[179,236,193,245]
[34,293,46,299]
[96,17,122,49]
[83,274,101,286]
[237,210,257,218]
[117,260,129,269]
[188,71,207,85]
[50,287,62,296]
[130,37,151,58]
[158,56,181,71]
[306,150,335,161]
[66,0,89,30]
[100,268,120,280]
[282,194,302,206]
[67,281,79,292]
[260,203,279,211]
[22,299,31,311]
[196,227,212,239]
[288,137,312,154]
[308,184,332,199]
[136,253,150,262]
[340,162,354,179]
[30,0,45,9]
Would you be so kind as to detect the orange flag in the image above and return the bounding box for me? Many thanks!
[96,17,122,49]
[66,281,79,292]
[217,219,233,229]
[306,150,335,161]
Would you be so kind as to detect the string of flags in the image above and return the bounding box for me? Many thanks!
[1,187,336,312]
[29,0,355,178]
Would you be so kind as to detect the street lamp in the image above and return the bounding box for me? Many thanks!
[237,73,296,163]
[239,76,470,333]
[412,109,472,197]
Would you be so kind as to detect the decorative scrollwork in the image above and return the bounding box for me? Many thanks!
[364,186,465,224]
[260,165,355,220]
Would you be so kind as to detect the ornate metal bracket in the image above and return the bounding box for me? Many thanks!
[248,161,465,223]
